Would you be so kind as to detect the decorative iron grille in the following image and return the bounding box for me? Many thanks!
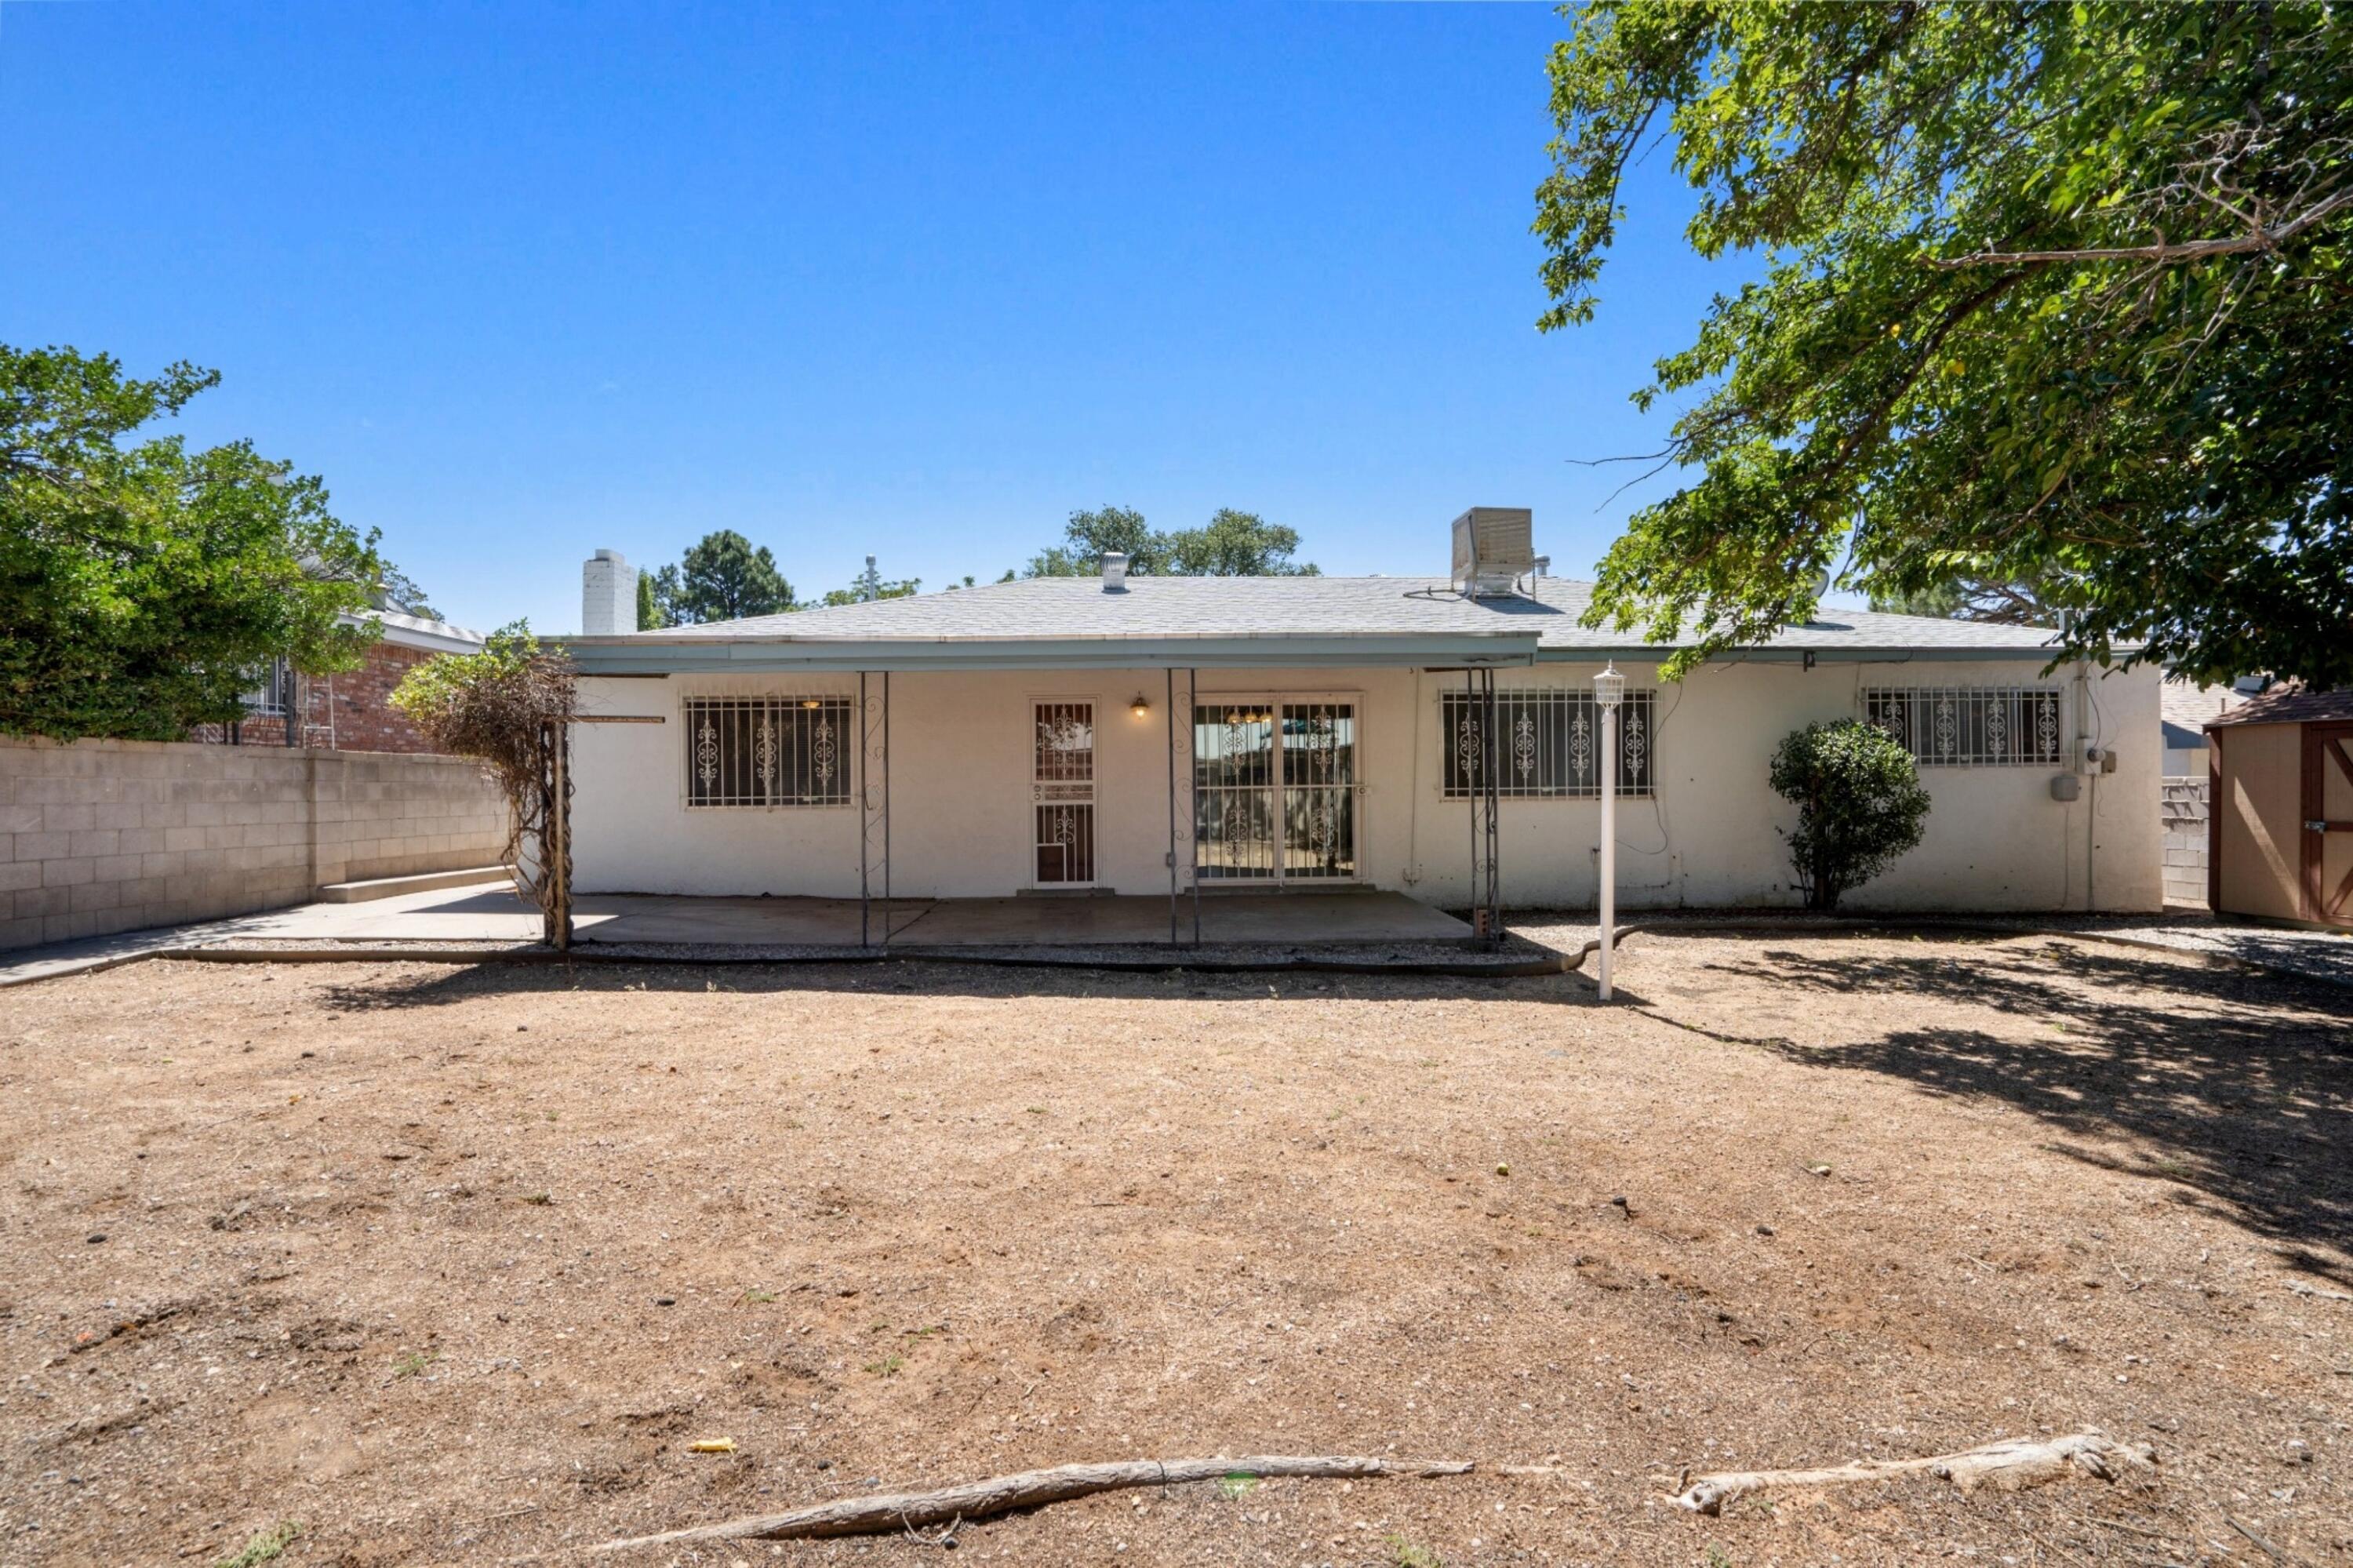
[1032,701,1096,884]
[1281,702,1356,880]
[1862,686,2064,766]
[1187,698,1362,882]
[1442,688,1654,799]
[683,696,853,806]
[1194,702,1278,879]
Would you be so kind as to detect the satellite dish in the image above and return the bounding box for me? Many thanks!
[1810,568,1834,601]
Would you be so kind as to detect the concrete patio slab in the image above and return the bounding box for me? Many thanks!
[149,888,1471,948]
[2,885,1483,985]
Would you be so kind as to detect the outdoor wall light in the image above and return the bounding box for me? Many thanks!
[1130,693,1151,719]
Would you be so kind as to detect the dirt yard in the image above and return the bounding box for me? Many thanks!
[2,929,2347,1567]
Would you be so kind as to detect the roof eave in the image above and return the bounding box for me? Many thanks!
[1534,643,2074,664]
[562,631,1541,675]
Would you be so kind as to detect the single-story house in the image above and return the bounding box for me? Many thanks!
[2160,676,2258,777]
[2205,685,2353,930]
[560,513,2160,922]
[196,610,489,753]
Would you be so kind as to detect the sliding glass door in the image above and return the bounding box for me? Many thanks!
[1193,699,1357,883]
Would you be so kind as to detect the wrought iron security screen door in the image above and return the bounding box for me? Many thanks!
[1282,702,1356,879]
[1032,701,1096,885]
[1192,699,1358,882]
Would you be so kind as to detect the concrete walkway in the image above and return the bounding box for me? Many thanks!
[2042,915,2353,989]
[0,882,1477,985]
[1598,908,2353,991]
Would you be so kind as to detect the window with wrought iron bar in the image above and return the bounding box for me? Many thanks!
[1861,686,2064,766]
[1441,689,1656,799]
[683,696,854,806]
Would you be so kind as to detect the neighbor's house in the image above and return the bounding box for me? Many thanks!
[561,511,2162,915]
[194,610,487,753]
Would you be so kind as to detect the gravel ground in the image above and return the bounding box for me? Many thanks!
[2049,918,2353,990]
[2,928,2347,1567]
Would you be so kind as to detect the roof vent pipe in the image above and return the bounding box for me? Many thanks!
[1100,551,1129,591]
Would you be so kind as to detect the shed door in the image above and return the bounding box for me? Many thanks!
[2307,723,2353,927]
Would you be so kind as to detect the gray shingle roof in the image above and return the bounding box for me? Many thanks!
[587,575,2063,655]
[2204,683,2353,729]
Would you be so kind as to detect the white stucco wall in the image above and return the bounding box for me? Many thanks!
[570,657,2162,914]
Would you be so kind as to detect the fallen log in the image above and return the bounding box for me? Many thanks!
[1670,1430,2155,1516]
[592,1453,1475,1553]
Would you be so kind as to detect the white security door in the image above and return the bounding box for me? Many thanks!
[1032,701,1096,885]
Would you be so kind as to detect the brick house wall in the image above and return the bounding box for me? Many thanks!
[305,640,443,752]
[196,617,482,754]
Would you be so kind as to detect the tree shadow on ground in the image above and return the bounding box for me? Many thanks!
[1664,940,2353,1272]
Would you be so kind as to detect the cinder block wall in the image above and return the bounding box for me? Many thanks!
[2160,775,2209,908]
[0,736,508,951]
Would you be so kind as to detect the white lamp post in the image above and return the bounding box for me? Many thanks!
[1593,662,1624,1001]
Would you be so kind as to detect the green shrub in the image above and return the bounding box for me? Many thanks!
[1768,721,1930,911]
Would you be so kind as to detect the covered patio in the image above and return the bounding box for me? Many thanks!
[113,880,1480,949]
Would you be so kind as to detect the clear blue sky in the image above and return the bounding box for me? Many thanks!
[1,0,1747,633]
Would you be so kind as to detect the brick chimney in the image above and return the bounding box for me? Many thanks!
[582,548,635,634]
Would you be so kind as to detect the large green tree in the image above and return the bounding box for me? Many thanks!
[1867,573,2057,627]
[670,529,793,622]
[0,345,390,741]
[1024,504,1318,577]
[1537,1,2353,685]
[1026,504,1166,577]
[1165,508,1318,577]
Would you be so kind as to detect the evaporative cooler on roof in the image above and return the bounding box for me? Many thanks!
[1450,508,1537,598]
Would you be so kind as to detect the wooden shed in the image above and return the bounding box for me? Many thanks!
[2206,687,2353,929]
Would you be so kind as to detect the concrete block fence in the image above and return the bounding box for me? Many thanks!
[0,735,507,951]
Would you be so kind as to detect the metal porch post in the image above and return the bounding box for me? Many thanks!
[859,671,871,948]
[544,716,573,951]
[859,671,891,951]
[1486,668,1500,945]
[1189,669,1201,945]
[1166,668,1179,946]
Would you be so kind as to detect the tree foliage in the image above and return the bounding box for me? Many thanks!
[376,564,438,619]
[636,566,672,631]
[1166,509,1319,576]
[671,530,793,622]
[0,344,392,741]
[1027,505,1164,577]
[819,574,921,606]
[1867,573,2056,626]
[1767,720,1932,911]
[388,622,577,932]
[1025,504,1318,577]
[1537,1,2353,685]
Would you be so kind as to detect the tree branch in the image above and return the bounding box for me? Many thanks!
[1926,186,2353,268]
[591,1454,1474,1552]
